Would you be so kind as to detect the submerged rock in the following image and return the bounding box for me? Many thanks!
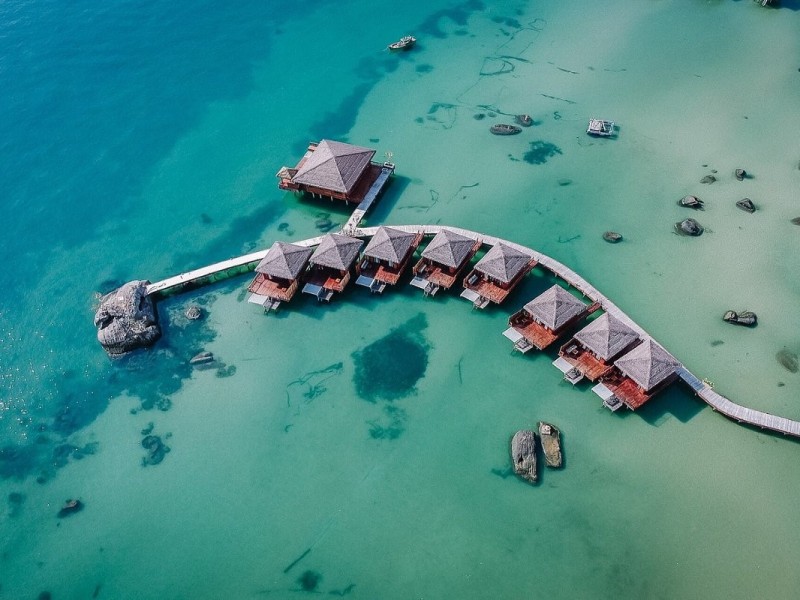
[189,351,214,365]
[735,168,748,181]
[141,435,170,466]
[94,280,160,356]
[790,217,800,226]
[736,198,756,213]
[57,498,84,518]
[675,218,704,236]
[776,349,799,373]
[602,231,623,243]
[723,311,757,327]
[678,195,704,209]
[511,430,537,484]
[700,175,716,184]
[185,305,203,320]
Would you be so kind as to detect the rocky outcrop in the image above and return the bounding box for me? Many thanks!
[736,198,756,213]
[515,114,533,127]
[735,168,748,181]
[538,422,563,468]
[511,430,537,484]
[141,435,170,466]
[700,175,716,184]
[94,280,160,356]
[675,218,704,236]
[723,311,757,327]
[57,499,83,518]
[603,231,623,243]
[185,305,203,320]
[678,195,704,209]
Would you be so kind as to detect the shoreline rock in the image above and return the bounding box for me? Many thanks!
[723,310,757,327]
[94,280,160,356]
[538,422,563,468]
[678,195,704,210]
[736,198,756,213]
[675,218,704,236]
[602,231,623,243]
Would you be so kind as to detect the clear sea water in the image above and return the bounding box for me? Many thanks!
[1,0,800,598]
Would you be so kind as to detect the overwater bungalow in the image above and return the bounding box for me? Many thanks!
[556,313,641,384]
[301,233,363,302]
[504,284,599,352]
[247,241,314,312]
[355,226,423,293]
[460,243,536,309]
[410,229,481,296]
[276,139,391,205]
[593,338,681,411]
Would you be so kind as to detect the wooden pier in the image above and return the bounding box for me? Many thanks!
[142,223,800,439]
[342,163,394,234]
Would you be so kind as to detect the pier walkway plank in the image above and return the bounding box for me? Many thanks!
[143,223,800,438]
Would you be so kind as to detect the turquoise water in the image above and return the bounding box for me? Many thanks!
[1,0,800,598]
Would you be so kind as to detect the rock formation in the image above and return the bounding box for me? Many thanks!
[723,311,757,327]
[603,231,623,243]
[185,305,203,320]
[735,168,748,181]
[511,430,538,484]
[700,175,716,184]
[678,195,704,209]
[141,435,170,466]
[675,218,704,236]
[94,281,160,356]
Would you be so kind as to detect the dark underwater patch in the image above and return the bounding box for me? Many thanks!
[368,405,407,440]
[523,141,562,165]
[419,0,485,38]
[352,314,429,403]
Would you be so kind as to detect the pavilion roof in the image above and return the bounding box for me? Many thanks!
[613,338,680,392]
[255,241,313,280]
[363,226,417,263]
[574,313,640,361]
[309,233,363,270]
[292,140,375,194]
[524,285,588,330]
[421,229,476,268]
[474,243,532,283]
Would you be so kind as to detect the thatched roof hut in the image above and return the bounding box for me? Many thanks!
[574,313,639,361]
[255,241,314,280]
[363,226,417,264]
[473,243,533,283]
[524,285,588,330]
[292,140,376,194]
[421,229,477,268]
[309,234,364,271]
[613,338,680,391]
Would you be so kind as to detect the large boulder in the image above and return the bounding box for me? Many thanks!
[511,430,538,484]
[94,280,160,356]
[723,310,757,327]
[678,195,704,209]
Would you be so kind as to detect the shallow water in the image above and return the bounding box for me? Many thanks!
[1,0,800,598]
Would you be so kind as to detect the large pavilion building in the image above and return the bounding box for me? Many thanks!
[355,226,423,293]
[277,140,391,204]
[410,229,481,296]
[302,233,363,302]
[247,241,314,312]
[504,284,599,352]
[460,242,536,309]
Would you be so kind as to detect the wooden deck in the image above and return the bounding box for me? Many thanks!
[559,343,612,381]
[463,260,537,305]
[342,164,394,233]
[306,269,350,293]
[142,222,800,438]
[600,371,654,410]
[247,274,299,303]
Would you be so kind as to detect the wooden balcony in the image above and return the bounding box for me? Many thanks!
[247,274,300,303]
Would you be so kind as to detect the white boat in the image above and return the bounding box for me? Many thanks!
[586,119,615,137]
[388,36,416,51]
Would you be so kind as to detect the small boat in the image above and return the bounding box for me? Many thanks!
[586,118,615,137]
[388,36,416,51]
[490,123,522,136]
[511,430,538,483]
[538,422,562,468]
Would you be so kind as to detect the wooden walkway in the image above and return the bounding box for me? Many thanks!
[342,165,394,235]
[143,223,800,438]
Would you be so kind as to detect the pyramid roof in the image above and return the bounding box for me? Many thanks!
[474,243,532,283]
[255,241,313,279]
[292,140,375,194]
[614,338,680,391]
[421,229,476,268]
[524,285,588,330]
[574,313,640,361]
[363,227,417,263]
[309,233,363,270]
